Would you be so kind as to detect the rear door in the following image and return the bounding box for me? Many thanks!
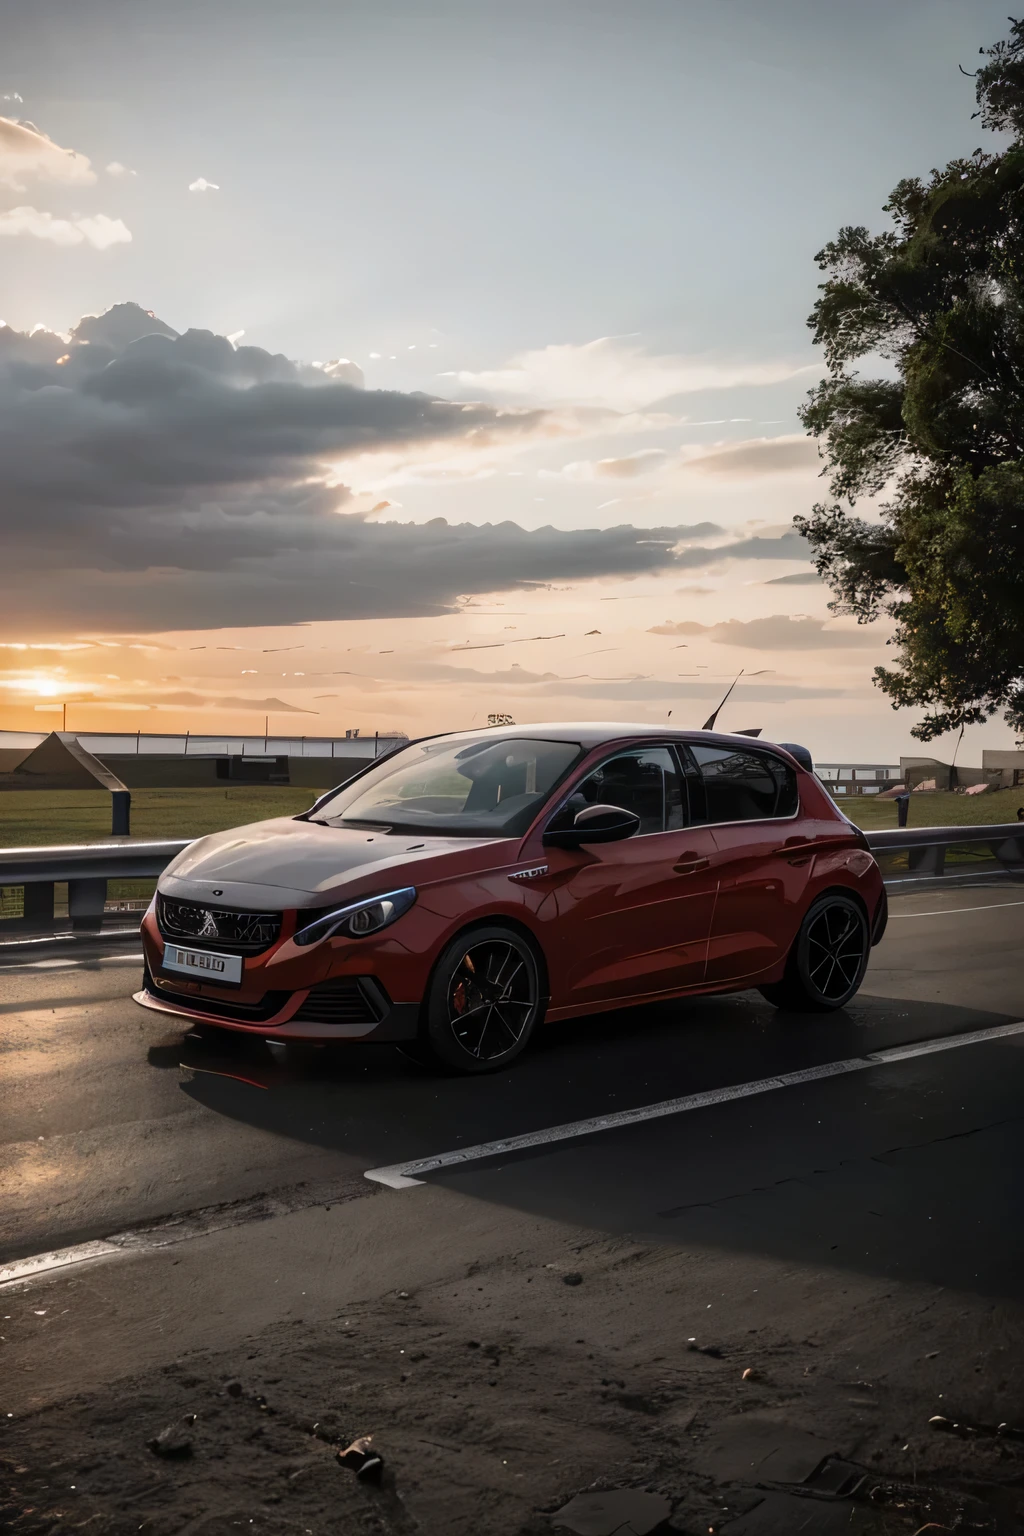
[683,742,812,986]
[542,744,719,1008]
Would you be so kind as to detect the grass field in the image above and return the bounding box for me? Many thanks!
[1,780,1021,926]
[840,787,1024,830]
[0,788,324,912]
[0,783,1021,847]
[0,786,319,847]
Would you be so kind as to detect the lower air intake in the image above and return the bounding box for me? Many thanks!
[291,977,385,1026]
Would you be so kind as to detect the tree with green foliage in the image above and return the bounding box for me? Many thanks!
[796,19,1024,740]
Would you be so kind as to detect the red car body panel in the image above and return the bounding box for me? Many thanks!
[136,725,885,1041]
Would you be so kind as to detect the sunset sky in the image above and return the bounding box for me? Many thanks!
[0,0,1016,762]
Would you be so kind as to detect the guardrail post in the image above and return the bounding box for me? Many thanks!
[68,877,107,934]
[23,882,55,931]
[111,790,131,837]
[993,837,1024,869]
[908,843,945,877]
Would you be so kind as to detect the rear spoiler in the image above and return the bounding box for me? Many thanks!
[776,742,813,773]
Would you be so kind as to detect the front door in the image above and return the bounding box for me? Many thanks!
[542,745,719,1008]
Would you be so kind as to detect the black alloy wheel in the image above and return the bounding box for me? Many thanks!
[759,892,870,1013]
[416,924,545,1073]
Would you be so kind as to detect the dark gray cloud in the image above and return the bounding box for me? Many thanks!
[647,621,705,636]
[0,306,493,522]
[284,652,846,705]
[156,691,315,713]
[0,304,815,636]
[0,508,737,634]
[764,570,823,586]
[679,615,881,650]
[684,435,819,476]
[533,678,847,702]
[28,687,313,713]
[672,530,812,568]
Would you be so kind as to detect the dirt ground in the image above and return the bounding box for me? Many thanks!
[4,1226,1024,1536]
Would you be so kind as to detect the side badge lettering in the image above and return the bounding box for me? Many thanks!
[509,865,549,882]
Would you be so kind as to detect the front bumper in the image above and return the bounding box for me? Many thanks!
[135,969,421,1040]
[137,908,421,1040]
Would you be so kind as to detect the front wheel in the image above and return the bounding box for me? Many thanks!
[415,925,545,1074]
[759,893,869,1013]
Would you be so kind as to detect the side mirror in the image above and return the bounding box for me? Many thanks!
[543,802,641,849]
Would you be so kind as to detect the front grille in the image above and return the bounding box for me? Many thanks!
[157,893,282,956]
[291,977,383,1026]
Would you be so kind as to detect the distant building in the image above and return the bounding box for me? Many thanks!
[815,752,1024,794]
[0,729,410,792]
[980,750,1024,789]
[3,732,128,793]
[898,756,987,791]
[815,762,902,797]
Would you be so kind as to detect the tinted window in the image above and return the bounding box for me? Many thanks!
[689,745,798,823]
[313,736,582,837]
[549,747,685,836]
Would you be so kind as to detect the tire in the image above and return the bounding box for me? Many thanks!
[415,924,545,1074]
[759,893,870,1013]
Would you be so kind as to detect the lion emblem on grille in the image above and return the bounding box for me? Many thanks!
[198,911,220,939]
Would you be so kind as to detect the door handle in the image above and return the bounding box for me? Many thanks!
[773,836,853,858]
[773,839,814,858]
[674,856,710,874]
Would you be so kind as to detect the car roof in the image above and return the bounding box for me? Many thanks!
[417,721,796,754]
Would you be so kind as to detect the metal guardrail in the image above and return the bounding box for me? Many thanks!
[865,822,1024,882]
[0,823,1022,937]
[0,840,189,934]
[0,839,190,883]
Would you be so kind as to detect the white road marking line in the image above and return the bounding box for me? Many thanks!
[8,1019,1024,1284]
[6,952,144,971]
[892,900,1024,919]
[0,1240,121,1287]
[885,869,1015,886]
[364,1018,1024,1188]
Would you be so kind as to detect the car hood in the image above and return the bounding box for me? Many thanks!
[159,816,511,909]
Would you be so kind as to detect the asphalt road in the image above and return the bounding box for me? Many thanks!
[7,879,1024,1532]
[3,879,1024,1276]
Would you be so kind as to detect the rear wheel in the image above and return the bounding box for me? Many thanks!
[415,925,545,1074]
[759,893,869,1013]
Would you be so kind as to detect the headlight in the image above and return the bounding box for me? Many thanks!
[293,887,417,947]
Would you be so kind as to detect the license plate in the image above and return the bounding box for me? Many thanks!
[161,945,243,987]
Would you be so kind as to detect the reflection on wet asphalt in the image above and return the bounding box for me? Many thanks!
[3,880,1024,1264]
[425,1033,1024,1299]
[175,983,1009,1169]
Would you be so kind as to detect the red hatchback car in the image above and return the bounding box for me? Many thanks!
[137,724,887,1073]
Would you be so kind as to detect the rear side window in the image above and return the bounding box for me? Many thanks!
[688,744,798,823]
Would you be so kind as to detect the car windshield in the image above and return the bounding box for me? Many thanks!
[310,736,584,837]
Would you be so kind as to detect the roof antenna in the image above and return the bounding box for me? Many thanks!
[701,669,743,731]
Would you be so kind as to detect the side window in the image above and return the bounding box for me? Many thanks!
[549,747,685,836]
[689,744,798,823]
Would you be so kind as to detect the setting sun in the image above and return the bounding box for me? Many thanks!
[6,672,64,697]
